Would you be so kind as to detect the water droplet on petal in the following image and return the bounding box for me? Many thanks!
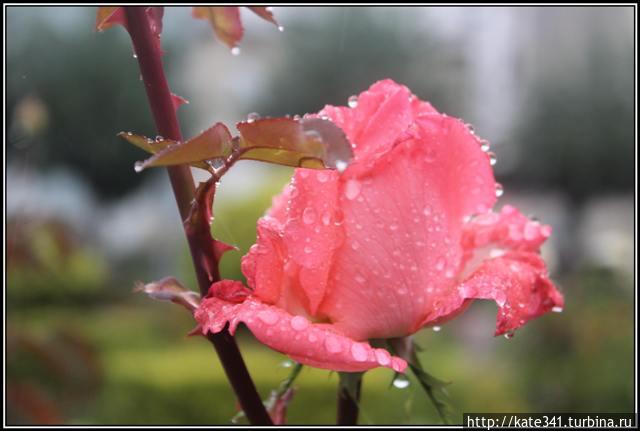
[291,315,310,331]
[433,326,441,332]
[302,207,316,225]
[304,245,312,254]
[552,306,563,313]
[247,112,260,123]
[423,205,432,216]
[325,336,342,353]
[231,46,241,56]
[351,240,360,250]
[347,95,358,108]
[392,375,410,389]
[495,183,504,197]
[258,310,279,325]
[487,151,497,166]
[335,160,348,173]
[479,139,490,152]
[344,179,361,200]
[435,256,446,271]
[504,332,514,339]
[351,343,368,362]
[375,349,391,366]
[134,161,144,173]
[132,53,138,59]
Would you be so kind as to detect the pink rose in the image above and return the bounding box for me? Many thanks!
[194,80,564,373]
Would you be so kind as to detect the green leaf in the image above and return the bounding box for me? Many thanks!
[236,117,353,169]
[120,123,234,172]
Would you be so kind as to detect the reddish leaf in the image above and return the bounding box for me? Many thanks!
[134,276,201,311]
[95,6,125,31]
[192,6,243,49]
[248,6,278,26]
[96,7,164,53]
[117,131,177,155]
[125,123,233,172]
[236,117,353,169]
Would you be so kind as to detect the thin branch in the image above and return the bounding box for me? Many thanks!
[122,7,271,425]
[337,372,362,425]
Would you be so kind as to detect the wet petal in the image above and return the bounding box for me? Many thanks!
[319,80,413,162]
[195,282,407,373]
[456,251,563,336]
[318,115,496,340]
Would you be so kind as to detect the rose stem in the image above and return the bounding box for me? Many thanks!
[123,7,272,425]
[336,374,362,425]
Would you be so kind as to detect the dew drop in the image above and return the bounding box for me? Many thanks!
[552,306,563,313]
[433,326,441,332]
[351,343,368,362]
[375,349,391,366]
[257,310,279,325]
[280,360,293,368]
[389,223,399,231]
[435,256,446,271]
[325,336,342,353]
[344,179,361,200]
[487,151,497,166]
[355,274,366,284]
[304,245,312,254]
[423,205,432,216]
[335,160,348,173]
[134,161,144,173]
[231,46,241,56]
[132,53,138,59]
[333,209,345,226]
[302,207,316,225]
[466,123,475,134]
[347,95,358,108]
[392,375,410,389]
[479,140,490,152]
[495,183,504,197]
[351,241,360,250]
[247,112,260,123]
[291,315,310,331]
[504,332,514,339]
[277,25,285,32]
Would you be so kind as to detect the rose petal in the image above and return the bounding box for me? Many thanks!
[456,251,563,335]
[319,80,413,162]
[195,282,407,372]
[318,115,496,340]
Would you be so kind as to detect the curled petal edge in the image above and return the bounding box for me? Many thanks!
[194,281,407,373]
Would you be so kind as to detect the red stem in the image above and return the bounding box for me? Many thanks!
[123,7,272,425]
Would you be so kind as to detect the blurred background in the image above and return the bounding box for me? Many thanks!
[6,6,635,425]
